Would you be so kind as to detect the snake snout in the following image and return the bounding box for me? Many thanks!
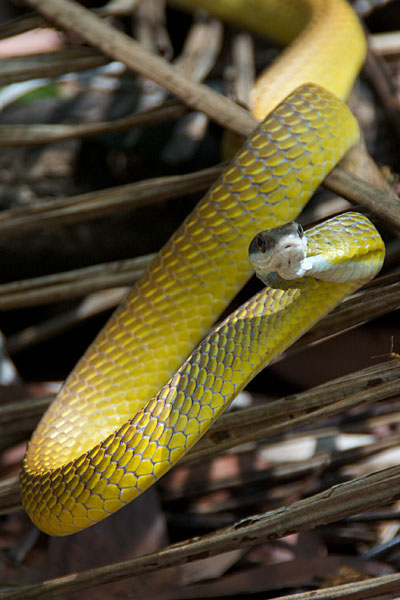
[249,221,308,282]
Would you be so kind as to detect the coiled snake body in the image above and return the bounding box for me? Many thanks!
[21,1,385,536]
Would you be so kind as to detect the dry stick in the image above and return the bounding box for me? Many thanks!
[231,31,255,107]
[0,102,187,146]
[0,164,224,239]
[25,0,400,233]
[325,166,400,235]
[364,268,400,290]
[0,47,107,85]
[369,31,400,56]
[135,0,172,59]
[277,573,400,600]
[295,279,400,351]
[173,17,223,81]
[0,254,154,295]
[0,477,21,517]
[0,272,138,309]
[0,13,47,40]
[0,395,53,433]
[364,47,400,139]
[6,290,128,354]
[1,465,400,599]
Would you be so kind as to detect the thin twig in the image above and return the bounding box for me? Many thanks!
[363,47,400,139]
[295,280,400,351]
[135,0,172,58]
[231,31,255,108]
[0,255,154,309]
[0,477,21,517]
[0,47,107,85]
[276,573,400,600]
[0,102,187,146]
[0,13,46,40]
[0,395,53,432]
[324,166,400,234]
[6,289,128,354]
[369,30,400,56]
[0,256,153,292]
[173,16,223,80]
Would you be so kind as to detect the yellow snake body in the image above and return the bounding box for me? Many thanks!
[20,1,384,537]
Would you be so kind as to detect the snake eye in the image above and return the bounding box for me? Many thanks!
[296,224,304,238]
[256,235,267,253]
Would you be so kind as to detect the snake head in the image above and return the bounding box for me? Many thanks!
[249,221,311,288]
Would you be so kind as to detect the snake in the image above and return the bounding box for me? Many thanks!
[20,0,385,536]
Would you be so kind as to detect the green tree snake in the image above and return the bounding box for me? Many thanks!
[20,0,385,536]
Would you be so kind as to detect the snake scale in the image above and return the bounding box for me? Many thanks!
[20,0,385,536]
